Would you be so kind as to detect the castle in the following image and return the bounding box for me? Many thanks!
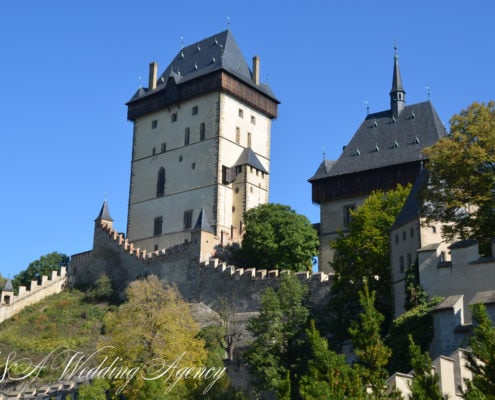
[1,29,494,399]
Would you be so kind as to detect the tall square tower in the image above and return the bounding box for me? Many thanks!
[126,30,279,252]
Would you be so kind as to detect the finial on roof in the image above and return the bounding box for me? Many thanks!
[364,100,370,116]
[227,16,231,30]
[322,147,326,160]
[390,42,406,117]
[180,36,184,49]
[138,76,142,89]
[426,85,431,100]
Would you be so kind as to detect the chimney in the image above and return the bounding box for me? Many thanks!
[252,56,260,85]
[149,61,158,90]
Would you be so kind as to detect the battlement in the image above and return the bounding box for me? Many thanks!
[202,258,331,282]
[418,238,495,322]
[0,267,67,324]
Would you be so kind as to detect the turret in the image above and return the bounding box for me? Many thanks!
[95,199,113,230]
[390,46,406,117]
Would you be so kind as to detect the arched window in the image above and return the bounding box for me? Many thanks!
[157,167,165,197]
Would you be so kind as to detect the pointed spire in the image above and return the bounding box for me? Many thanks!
[95,199,114,225]
[3,279,14,292]
[390,45,406,117]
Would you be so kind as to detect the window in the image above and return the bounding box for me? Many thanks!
[399,256,404,273]
[236,127,240,144]
[184,128,190,145]
[410,227,414,237]
[179,155,183,162]
[343,204,355,228]
[156,168,165,197]
[235,165,242,174]
[238,108,244,118]
[183,210,193,230]
[191,162,196,169]
[247,132,252,147]
[432,226,437,234]
[403,231,406,241]
[151,120,158,129]
[200,122,205,141]
[153,217,163,236]
[161,143,167,152]
[407,253,412,268]
[251,115,256,124]
[395,235,399,244]
[152,147,156,155]
[192,106,198,115]
[171,113,177,122]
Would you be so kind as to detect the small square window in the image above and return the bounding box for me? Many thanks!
[192,106,198,115]
[251,115,256,124]
[238,109,244,118]
[183,210,193,230]
[152,147,156,155]
[191,162,196,169]
[151,120,158,129]
[161,143,167,152]
[171,113,177,122]
[179,155,183,162]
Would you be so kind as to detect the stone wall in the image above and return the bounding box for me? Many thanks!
[71,222,332,314]
[0,267,67,324]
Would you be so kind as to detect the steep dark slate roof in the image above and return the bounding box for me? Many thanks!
[3,279,14,292]
[194,207,213,233]
[391,168,429,229]
[308,160,336,182]
[311,101,446,180]
[95,200,113,222]
[235,148,268,174]
[129,30,277,103]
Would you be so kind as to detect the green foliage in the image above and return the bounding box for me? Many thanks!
[237,203,318,272]
[244,274,309,398]
[464,303,495,399]
[421,101,495,255]
[408,335,446,400]
[0,273,6,290]
[329,184,411,345]
[349,281,392,399]
[84,273,113,302]
[77,378,110,400]
[13,252,69,291]
[386,300,439,374]
[99,275,208,398]
[404,263,429,311]
[299,320,365,399]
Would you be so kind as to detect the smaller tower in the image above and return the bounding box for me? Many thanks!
[95,199,113,230]
[1,279,14,305]
[390,46,406,117]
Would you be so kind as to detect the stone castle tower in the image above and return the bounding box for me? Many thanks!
[125,30,279,253]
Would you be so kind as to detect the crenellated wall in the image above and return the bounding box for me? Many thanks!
[71,222,332,313]
[0,267,67,324]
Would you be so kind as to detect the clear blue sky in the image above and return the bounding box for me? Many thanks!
[1,1,494,278]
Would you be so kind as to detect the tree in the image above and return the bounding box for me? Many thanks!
[99,276,208,399]
[407,335,446,400]
[13,252,69,290]
[349,281,394,399]
[299,320,365,399]
[421,101,495,255]
[77,378,110,400]
[0,273,6,290]
[329,185,411,345]
[464,303,495,399]
[236,203,318,272]
[244,274,310,399]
